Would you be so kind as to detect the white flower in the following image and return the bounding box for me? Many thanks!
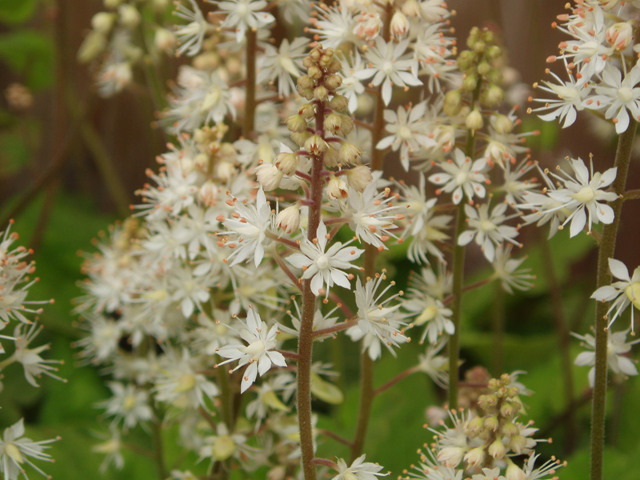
[543,157,617,237]
[98,382,153,430]
[0,418,58,480]
[416,337,448,387]
[346,273,407,360]
[286,221,364,296]
[7,323,63,387]
[354,37,422,105]
[591,258,640,330]
[588,64,640,133]
[223,187,274,267]
[429,149,488,205]
[457,202,520,262]
[376,101,436,171]
[332,455,387,480]
[174,0,211,56]
[217,308,286,393]
[404,294,453,344]
[337,51,367,113]
[210,0,275,43]
[257,37,309,97]
[309,0,359,49]
[572,329,639,387]
[492,246,534,294]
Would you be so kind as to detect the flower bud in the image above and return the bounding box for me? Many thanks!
[324,74,342,91]
[276,205,301,234]
[483,414,499,432]
[401,0,420,16]
[339,115,354,135]
[437,447,464,468]
[625,282,640,309]
[391,11,409,37]
[314,85,328,101]
[275,152,299,175]
[92,12,116,33]
[505,464,526,480]
[319,51,334,69]
[443,89,463,116]
[298,103,315,119]
[329,95,349,112]
[482,84,504,106]
[304,135,328,155]
[501,421,519,437]
[339,142,362,164]
[324,146,340,167]
[473,40,486,53]
[462,73,478,92]
[155,28,176,52]
[327,60,342,74]
[500,401,517,418]
[308,65,322,80]
[457,50,476,71]
[286,114,308,133]
[118,4,140,29]
[104,0,123,8]
[606,22,633,51]
[256,163,283,190]
[324,113,342,134]
[297,75,315,90]
[463,447,485,467]
[291,132,311,147]
[309,48,322,62]
[465,109,484,132]
[310,372,344,404]
[216,161,236,182]
[326,176,349,200]
[199,180,219,206]
[345,165,372,192]
[477,60,491,76]
[488,439,506,459]
[508,434,527,454]
[77,31,107,63]
[486,45,502,60]
[466,417,485,436]
[493,114,514,134]
[487,68,503,85]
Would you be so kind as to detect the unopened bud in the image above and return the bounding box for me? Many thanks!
[493,114,514,134]
[275,152,299,175]
[457,50,476,71]
[276,205,301,233]
[118,4,140,29]
[473,39,486,53]
[483,414,499,432]
[297,75,315,90]
[463,447,485,467]
[77,31,107,63]
[286,114,308,133]
[477,60,491,76]
[462,73,478,92]
[329,95,349,112]
[345,165,372,192]
[256,163,283,190]
[308,65,322,80]
[482,84,504,106]
[324,113,342,133]
[509,434,527,454]
[314,85,329,101]
[326,176,349,200]
[465,109,484,132]
[199,181,219,207]
[324,146,340,167]
[443,89,463,116]
[298,103,315,119]
[304,135,328,155]
[486,45,502,60]
[339,142,362,164]
[155,28,176,52]
[324,74,342,91]
[488,439,506,459]
[401,0,420,16]
[606,22,633,51]
[92,12,116,33]
[327,60,342,74]
[291,132,311,147]
[340,115,354,135]
[500,401,516,418]
[391,11,409,37]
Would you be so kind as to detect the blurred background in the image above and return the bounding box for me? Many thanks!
[2,0,640,479]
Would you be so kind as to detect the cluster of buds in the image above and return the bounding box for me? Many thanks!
[445,27,505,130]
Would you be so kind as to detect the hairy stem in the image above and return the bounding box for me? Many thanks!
[492,281,505,376]
[590,118,637,480]
[244,29,257,138]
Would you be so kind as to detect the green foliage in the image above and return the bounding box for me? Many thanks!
[0,0,38,25]
[0,30,54,90]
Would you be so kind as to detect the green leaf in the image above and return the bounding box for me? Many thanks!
[0,30,54,90]
[0,0,38,25]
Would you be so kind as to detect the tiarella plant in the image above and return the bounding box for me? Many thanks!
[72,0,640,480]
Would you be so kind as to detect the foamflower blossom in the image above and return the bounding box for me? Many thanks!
[332,454,388,480]
[588,65,640,134]
[429,149,487,205]
[355,37,422,105]
[0,418,58,480]
[257,37,309,97]
[174,0,210,56]
[210,0,275,43]
[217,308,286,393]
[286,221,364,296]
[572,329,639,387]
[591,258,640,331]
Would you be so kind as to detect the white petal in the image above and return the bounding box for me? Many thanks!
[570,208,586,237]
[457,230,476,246]
[609,258,630,281]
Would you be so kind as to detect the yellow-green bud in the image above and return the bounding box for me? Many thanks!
[488,439,506,459]
[327,59,342,74]
[443,89,463,116]
[457,50,476,71]
[506,463,527,480]
[314,85,329,101]
[275,152,298,175]
[324,146,340,167]
[297,75,315,90]
[329,95,349,112]
[339,115,354,135]
[308,65,322,80]
[345,165,372,192]
[486,45,502,60]
[304,134,328,155]
[339,142,362,164]
[324,74,342,91]
[462,73,478,92]
[77,31,107,63]
[477,61,491,76]
[286,114,308,133]
[298,103,315,119]
[488,69,503,84]
[324,113,342,134]
[291,131,311,147]
[465,109,484,132]
[484,414,500,432]
[494,114,514,135]
[481,84,504,107]
[473,40,486,53]
[482,30,495,43]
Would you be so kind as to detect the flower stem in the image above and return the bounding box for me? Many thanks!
[590,118,637,480]
[492,281,505,376]
[297,96,326,480]
[244,29,257,138]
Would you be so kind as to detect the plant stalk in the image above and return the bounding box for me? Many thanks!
[590,117,637,480]
[244,29,257,138]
